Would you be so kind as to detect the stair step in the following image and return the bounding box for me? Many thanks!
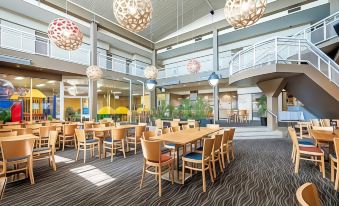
[229,126,284,139]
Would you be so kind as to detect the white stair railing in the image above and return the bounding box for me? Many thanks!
[229,37,339,87]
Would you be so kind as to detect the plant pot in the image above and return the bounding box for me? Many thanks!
[260,117,267,126]
[199,119,212,127]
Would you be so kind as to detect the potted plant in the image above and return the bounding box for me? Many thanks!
[47,114,53,121]
[258,95,267,126]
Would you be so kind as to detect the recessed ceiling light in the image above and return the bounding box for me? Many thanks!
[47,80,56,84]
[36,84,45,87]
[14,77,24,80]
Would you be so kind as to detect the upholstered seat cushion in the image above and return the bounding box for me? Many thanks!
[33,147,50,153]
[196,147,203,151]
[149,154,172,163]
[299,146,323,154]
[183,152,203,160]
[103,138,121,143]
[298,139,314,146]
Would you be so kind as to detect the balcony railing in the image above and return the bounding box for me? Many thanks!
[293,11,339,45]
[229,37,339,87]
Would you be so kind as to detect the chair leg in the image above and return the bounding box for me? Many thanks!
[74,135,77,149]
[218,152,224,173]
[62,138,65,151]
[181,160,185,184]
[51,154,57,171]
[335,167,339,190]
[83,145,86,163]
[28,156,35,185]
[122,140,126,158]
[58,136,61,149]
[294,153,300,174]
[75,144,80,161]
[202,162,206,192]
[209,161,214,183]
[321,155,325,178]
[134,141,137,155]
[158,165,162,197]
[231,143,235,160]
[170,162,174,185]
[212,155,216,179]
[140,159,146,189]
[226,146,230,164]
[331,160,335,182]
[111,143,114,162]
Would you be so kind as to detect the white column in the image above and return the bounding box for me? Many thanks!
[89,21,98,121]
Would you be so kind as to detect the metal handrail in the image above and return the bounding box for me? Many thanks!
[266,109,278,123]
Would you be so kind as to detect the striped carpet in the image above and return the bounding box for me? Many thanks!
[2,138,339,206]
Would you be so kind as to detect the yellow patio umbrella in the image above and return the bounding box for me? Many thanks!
[115,106,129,115]
[10,89,46,100]
[137,107,149,114]
[98,106,115,115]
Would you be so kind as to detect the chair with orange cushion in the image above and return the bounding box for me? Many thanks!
[330,138,339,190]
[296,182,321,206]
[140,138,174,197]
[288,127,325,178]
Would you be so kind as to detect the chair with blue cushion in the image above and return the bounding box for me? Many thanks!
[103,127,126,162]
[33,131,58,171]
[75,129,100,163]
[330,138,339,190]
[182,137,215,192]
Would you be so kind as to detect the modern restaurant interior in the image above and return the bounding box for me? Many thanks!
[0,0,339,205]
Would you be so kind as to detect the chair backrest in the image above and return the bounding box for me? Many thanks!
[288,127,299,149]
[2,125,21,129]
[334,138,339,161]
[187,119,196,128]
[312,126,332,132]
[170,121,179,127]
[140,138,161,163]
[112,128,126,140]
[206,124,220,129]
[75,129,86,142]
[0,131,17,137]
[138,123,147,126]
[49,125,57,131]
[26,124,43,129]
[202,137,215,159]
[239,110,247,115]
[311,119,320,127]
[173,119,180,122]
[155,119,163,128]
[223,130,231,144]
[135,125,146,141]
[5,121,19,125]
[143,131,156,140]
[320,119,330,127]
[171,126,180,132]
[13,128,33,135]
[84,122,93,129]
[39,126,50,138]
[162,127,171,134]
[1,139,35,161]
[182,124,190,130]
[63,124,77,136]
[213,134,223,152]
[48,131,58,149]
[229,128,235,141]
[296,182,321,206]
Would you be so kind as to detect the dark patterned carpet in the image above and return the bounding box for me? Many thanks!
[2,138,339,206]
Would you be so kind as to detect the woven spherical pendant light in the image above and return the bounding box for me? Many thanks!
[224,0,267,29]
[144,65,158,79]
[47,18,83,51]
[86,66,103,80]
[113,0,153,32]
[187,59,201,74]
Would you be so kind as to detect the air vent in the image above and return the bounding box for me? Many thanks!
[166,46,172,50]
[195,36,202,42]
[288,6,301,14]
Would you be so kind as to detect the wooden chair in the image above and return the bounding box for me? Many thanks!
[59,124,77,151]
[0,177,6,200]
[2,125,21,130]
[296,182,321,206]
[206,124,220,129]
[210,134,224,178]
[311,119,321,127]
[170,121,179,127]
[330,138,339,190]
[221,128,235,164]
[0,131,17,137]
[312,126,333,132]
[39,126,51,148]
[26,124,42,135]
[127,125,146,154]
[138,123,147,126]
[238,110,248,123]
[0,139,35,184]
[182,137,215,192]
[288,127,325,178]
[291,126,315,162]
[33,131,58,171]
[173,119,180,122]
[182,124,190,130]
[75,129,100,163]
[143,131,156,140]
[103,128,126,162]
[320,119,331,127]
[162,127,171,134]
[155,119,163,129]
[12,128,33,135]
[140,138,174,197]
[171,126,181,132]
[187,119,196,128]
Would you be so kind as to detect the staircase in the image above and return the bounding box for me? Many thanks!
[233,127,284,140]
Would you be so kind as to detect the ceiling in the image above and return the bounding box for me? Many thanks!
[44,0,226,42]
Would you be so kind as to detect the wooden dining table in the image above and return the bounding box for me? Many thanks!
[151,127,221,183]
[0,134,39,142]
[311,129,339,155]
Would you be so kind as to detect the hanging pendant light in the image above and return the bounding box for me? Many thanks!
[224,0,267,29]
[86,65,103,80]
[187,59,201,74]
[113,0,153,32]
[47,18,83,51]
[208,72,220,87]
[146,79,157,90]
[144,65,158,79]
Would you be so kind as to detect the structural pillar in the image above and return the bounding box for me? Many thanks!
[212,29,219,122]
[89,21,98,121]
[257,78,287,130]
[59,81,64,121]
[150,50,157,110]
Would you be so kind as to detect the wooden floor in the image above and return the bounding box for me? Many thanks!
[2,138,339,206]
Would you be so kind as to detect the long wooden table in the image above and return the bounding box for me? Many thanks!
[152,127,221,183]
[0,134,39,142]
[312,129,339,156]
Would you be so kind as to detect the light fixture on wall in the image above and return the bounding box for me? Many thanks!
[47,18,83,51]
[144,65,158,79]
[146,79,157,90]
[208,72,220,87]
[113,0,153,32]
[224,0,267,29]
[187,59,201,74]
[86,65,103,80]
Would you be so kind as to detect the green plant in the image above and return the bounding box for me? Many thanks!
[47,114,53,121]
[0,108,11,123]
[257,95,267,117]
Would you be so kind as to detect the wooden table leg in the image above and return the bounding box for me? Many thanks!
[176,145,180,178]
